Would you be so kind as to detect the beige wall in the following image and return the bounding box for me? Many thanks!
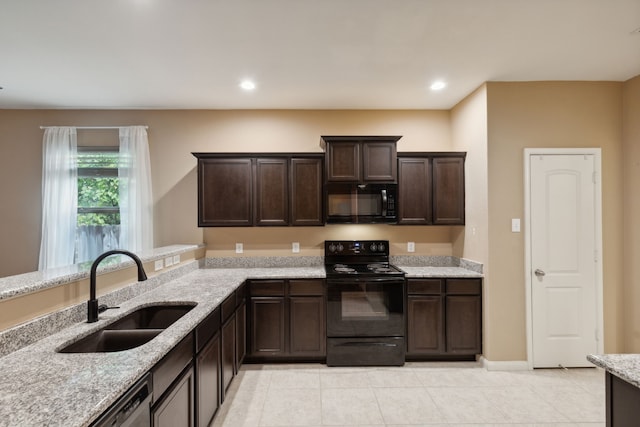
[450,85,491,355]
[622,75,640,352]
[2,80,638,359]
[485,81,625,359]
[0,109,451,277]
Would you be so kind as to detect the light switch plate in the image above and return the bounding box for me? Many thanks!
[235,243,243,254]
[512,218,521,233]
[407,242,415,252]
[154,260,164,271]
[292,242,300,253]
[165,256,173,267]
[173,254,180,264]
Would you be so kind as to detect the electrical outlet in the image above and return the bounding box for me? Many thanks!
[154,260,164,271]
[164,256,173,267]
[407,242,415,252]
[235,243,243,254]
[292,242,300,253]
[173,254,180,264]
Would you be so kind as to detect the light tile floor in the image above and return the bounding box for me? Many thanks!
[212,361,605,427]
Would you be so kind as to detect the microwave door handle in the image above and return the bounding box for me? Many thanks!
[381,189,387,216]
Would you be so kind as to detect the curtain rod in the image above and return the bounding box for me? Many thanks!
[39,126,148,130]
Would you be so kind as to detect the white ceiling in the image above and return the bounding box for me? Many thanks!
[1,0,639,110]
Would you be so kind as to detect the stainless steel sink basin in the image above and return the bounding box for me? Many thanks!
[58,303,197,353]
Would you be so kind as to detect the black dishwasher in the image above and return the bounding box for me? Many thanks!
[90,373,152,427]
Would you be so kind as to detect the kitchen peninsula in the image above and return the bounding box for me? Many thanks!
[0,247,481,427]
[588,354,640,426]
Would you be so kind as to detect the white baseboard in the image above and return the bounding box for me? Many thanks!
[480,357,530,371]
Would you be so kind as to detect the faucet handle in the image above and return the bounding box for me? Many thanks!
[98,304,120,314]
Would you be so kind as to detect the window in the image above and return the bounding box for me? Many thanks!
[75,147,121,263]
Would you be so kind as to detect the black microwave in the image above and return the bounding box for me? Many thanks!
[325,183,397,224]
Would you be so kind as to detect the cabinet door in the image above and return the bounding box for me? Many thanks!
[432,157,465,225]
[289,296,326,357]
[398,157,432,224]
[363,142,397,182]
[255,158,288,226]
[326,142,360,181]
[198,158,253,226]
[196,334,220,427]
[445,295,481,354]
[221,314,235,397]
[407,295,444,355]
[249,297,286,357]
[152,366,195,427]
[290,158,324,225]
[235,301,246,368]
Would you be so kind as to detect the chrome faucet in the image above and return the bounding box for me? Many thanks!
[88,250,148,323]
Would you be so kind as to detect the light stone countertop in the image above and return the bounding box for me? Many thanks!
[0,266,324,427]
[0,260,482,427]
[587,354,640,388]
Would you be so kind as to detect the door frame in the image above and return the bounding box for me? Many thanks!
[523,148,604,369]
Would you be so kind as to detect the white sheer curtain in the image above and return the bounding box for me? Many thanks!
[38,127,78,270]
[118,126,153,252]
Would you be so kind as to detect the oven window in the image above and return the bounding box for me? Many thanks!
[341,288,389,320]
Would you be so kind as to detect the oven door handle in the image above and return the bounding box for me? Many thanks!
[335,341,399,348]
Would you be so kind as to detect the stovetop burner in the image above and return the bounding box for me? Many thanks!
[324,240,405,278]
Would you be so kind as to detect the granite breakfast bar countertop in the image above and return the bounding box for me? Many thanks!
[0,258,482,427]
[587,353,640,388]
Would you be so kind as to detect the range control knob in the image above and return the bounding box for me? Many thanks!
[378,243,386,252]
[337,244,344,252]
[329,244,337,252]
[370,243,377,251]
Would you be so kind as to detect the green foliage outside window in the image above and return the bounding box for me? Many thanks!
[77,150,121,226]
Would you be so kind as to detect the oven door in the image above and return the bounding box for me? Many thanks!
[326,277,405,338]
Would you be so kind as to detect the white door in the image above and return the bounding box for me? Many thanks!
[529,154,599,368]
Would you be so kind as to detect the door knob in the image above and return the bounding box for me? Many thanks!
[534,269,546,277]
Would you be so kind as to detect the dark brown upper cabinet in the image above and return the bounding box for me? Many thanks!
[255,158,288,226]
[197,157,253,227]
[397,153,466,225]
[432,157,465,225]
[290,158,324,226]
[193,153,323,227]
[397,157,432,225]
[321,136,401,183]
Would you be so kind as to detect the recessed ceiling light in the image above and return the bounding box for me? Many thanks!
[430,81,446,91]
[240,80,256,91]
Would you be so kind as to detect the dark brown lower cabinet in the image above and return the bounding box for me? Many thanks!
[152,366,195,427]
[606,372,640,426]
[246,279,326,362]
[406,278,482,359]
[407,295,444,354]
[250,297,286,357]
[196,333,220,427]
[289,296,326,357]
[236,300,246,368]
[221,313,236,396]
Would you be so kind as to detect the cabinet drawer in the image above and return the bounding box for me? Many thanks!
[407,279,443,295]
[446,279,481,295]
[289,279,325,296]
[249,280,286,296]
[152,333,194,401]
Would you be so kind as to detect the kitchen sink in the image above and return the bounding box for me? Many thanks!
[107,303,197,330]
[58,303,197,353]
